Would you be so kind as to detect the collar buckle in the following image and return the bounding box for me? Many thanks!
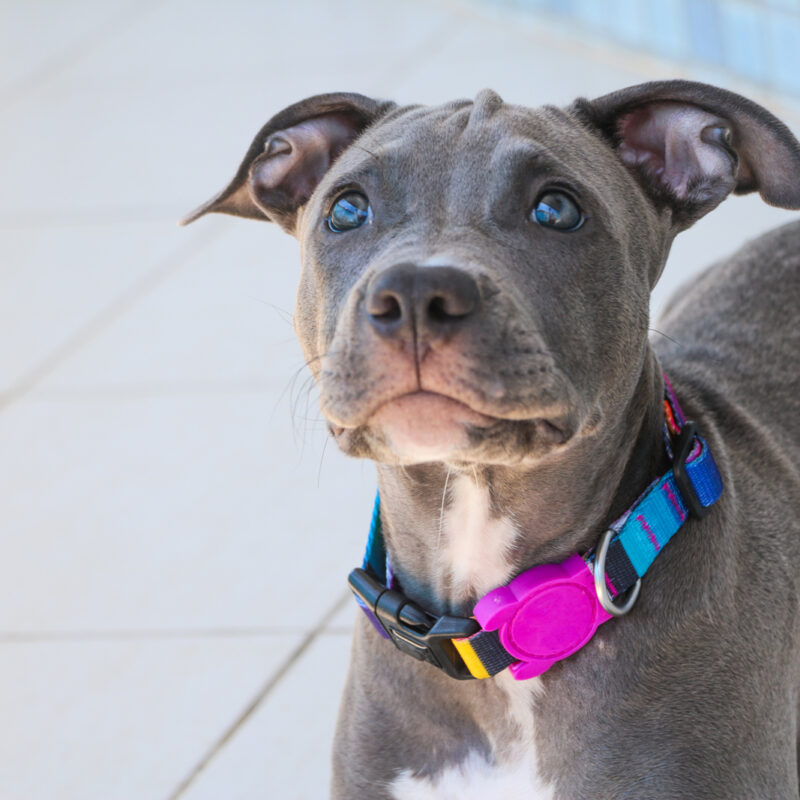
[348,567,479,680]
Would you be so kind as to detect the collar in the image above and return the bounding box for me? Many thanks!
[348,375,723,681]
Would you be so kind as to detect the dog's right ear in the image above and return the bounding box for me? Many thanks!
[180,93,394,235]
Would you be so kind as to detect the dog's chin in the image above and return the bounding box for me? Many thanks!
[330,391,573,465]
[364,392,496,463]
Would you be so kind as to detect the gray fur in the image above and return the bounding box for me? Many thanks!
[184,81,800,798]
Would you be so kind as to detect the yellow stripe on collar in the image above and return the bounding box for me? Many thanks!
[452,637,491,680]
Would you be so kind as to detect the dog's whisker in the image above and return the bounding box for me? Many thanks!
[287,372,320,452]
[271,356,321,426]
[436,467,452,558]
[246,296,294,327]
[317,435,331,488]
[648,327,684,348]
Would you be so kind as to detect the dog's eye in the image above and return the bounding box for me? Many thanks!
[327,192,372,232]
[532,191,583,231]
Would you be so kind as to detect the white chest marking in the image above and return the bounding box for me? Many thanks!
[390,752,554,800]
[397,483,554,800]
[391,674,552,800]
[438,475,519,606]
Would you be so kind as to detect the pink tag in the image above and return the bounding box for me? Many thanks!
[474,553,612,680]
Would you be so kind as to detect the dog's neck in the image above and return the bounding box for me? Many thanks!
[375,350,668,616]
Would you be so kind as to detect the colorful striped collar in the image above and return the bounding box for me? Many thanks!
[348,376,723,681]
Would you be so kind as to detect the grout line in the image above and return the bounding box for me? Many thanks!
[0,624,353,643]
[319,625,354,636]
[165,590,351,800]
[0,223,228,414]
[0,0,168,110]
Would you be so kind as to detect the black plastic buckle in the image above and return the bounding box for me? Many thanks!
[348,567,480,680]
[672,421,707,519]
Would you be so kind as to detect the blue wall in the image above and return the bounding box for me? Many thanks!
[494,0,800,95]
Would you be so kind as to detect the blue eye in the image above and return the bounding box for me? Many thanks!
[327,191,372,232]
[533,191,583,231]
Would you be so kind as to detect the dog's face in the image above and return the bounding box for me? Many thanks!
[294,95,661,466]
[184,82,800,466]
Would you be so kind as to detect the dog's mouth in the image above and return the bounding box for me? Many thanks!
[330,390,573,464]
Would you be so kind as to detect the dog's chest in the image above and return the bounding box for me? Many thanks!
[390,674,553,799]
[388,480,554,798]
[389,755,553,799]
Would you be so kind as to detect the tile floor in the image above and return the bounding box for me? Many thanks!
[2,1,798,797]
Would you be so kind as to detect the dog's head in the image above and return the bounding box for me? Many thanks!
[184,82,800,467]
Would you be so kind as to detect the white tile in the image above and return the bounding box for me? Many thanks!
[38,223,304,390]
[0,391,376,633]
[42,0,456,91]
[0,80,264,219]
[0,633,300,800]
[180,632,353,800]
[0,0,141,100]
[0,219,229,396]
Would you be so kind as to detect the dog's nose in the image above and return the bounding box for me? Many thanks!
[365,263,480,341]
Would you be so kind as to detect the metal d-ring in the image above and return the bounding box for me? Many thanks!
[593,529,642,617]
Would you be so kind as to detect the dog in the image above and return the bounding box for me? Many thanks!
[183,81,800,798]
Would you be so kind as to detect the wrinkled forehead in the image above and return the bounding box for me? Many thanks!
[338,90,621,195]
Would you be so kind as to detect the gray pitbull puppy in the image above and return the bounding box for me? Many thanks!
[184,81,800,798]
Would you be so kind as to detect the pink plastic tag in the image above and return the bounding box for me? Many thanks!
[474,553,612,680]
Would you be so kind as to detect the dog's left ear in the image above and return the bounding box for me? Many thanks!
[579,80,800,227]
[181,92,394,234]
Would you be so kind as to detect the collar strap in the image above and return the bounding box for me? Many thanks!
[348,377,723,681]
